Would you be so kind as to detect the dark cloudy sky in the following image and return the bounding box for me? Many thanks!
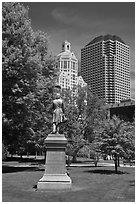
[23,2,135,98]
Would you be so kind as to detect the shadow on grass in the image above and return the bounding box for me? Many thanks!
[84,169,129,175]
[2,165,40,173]
[5,157,45,164]
[71,160,94,164]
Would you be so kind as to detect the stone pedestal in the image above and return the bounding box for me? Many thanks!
[37,134,72,190]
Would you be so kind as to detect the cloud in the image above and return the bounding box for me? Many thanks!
[51,7,72,24]
[51,7,102,29]
[51,7,84,28]
[51,6,134,34]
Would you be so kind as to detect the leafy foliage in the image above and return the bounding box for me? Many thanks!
[2,2,57,155]
[60,86,107,162]
[94,115,135,172]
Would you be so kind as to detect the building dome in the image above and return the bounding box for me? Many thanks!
[57,41,77,60]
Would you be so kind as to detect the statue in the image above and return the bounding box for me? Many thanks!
[52,84,67,134]
[37,84,72,190]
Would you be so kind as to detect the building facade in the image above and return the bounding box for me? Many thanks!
[81,35,131,104]
[57,41,78,93]
[77,76,87,87]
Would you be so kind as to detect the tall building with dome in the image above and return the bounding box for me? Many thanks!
[77,76,87,87]
[57,41,78,93]
[81,35,131,104]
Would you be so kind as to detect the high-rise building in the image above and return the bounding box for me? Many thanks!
[81,35,131,104]
[57,41,78,93]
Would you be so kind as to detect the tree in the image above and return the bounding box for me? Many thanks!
[88,142,101,167]
[84,87,107,143]
[60,86,107,162]
[2,2,57,155]
[60,87,88,162]
[94,115,135,173]
[26,60,58,156]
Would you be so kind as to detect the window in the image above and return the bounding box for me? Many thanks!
[68,61,70,70]
[64,61,67,71]
[61,61,63,69]
[71,62,75,70]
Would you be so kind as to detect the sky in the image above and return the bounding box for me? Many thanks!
[23,2,135,99]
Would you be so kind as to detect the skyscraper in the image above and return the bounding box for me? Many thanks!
[81,35,131,104]
[57,41,78,93]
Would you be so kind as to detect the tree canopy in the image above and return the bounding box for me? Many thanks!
[94,115,135,173]
[60,86,107,162]
[2,2,57,155]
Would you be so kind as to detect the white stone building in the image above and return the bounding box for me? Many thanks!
[77,76,87,87]
[57,41,78,93]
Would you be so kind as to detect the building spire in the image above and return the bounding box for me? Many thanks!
[62,40,71,52]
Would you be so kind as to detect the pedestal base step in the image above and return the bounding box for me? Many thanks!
[37,173,72,190]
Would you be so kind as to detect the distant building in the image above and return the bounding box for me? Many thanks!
[106,98,135,122]
[57,41,78,94]
[77,76,87,87]
[81,34,131,104]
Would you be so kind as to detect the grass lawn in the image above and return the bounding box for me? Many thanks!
[2,159,135,202]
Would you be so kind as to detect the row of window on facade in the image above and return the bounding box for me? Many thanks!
[82,44,129,52]
[81,56,129,63]
[81,49,129,55]
[60,60,77,68]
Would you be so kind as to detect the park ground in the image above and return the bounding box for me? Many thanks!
[2,156,135,202]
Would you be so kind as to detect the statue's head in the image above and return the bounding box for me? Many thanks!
[53,84,61,99]
[55,92,61,99]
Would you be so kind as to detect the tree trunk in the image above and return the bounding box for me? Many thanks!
[66,155,71,167]
[94,160,98,167]
[115,160,118,173]
[44,151,46,162]
[117,156,120,167]
[35,151,37,159]
[72,155,77,163]
[71,145,85,163]
[114,156,118,174]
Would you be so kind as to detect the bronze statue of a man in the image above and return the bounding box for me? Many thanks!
[52,85,67,134]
